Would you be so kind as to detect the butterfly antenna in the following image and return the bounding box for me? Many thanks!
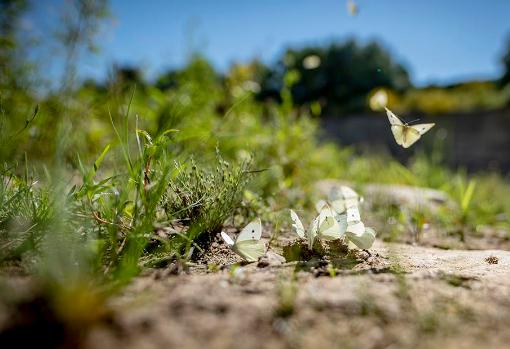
[405,118,421,125]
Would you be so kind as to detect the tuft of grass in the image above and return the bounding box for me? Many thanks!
[161,153,252,256]
[0,164,52,267]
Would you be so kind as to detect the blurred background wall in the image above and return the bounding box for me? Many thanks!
[320,106,510,172]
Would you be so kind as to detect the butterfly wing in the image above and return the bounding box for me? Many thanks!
[231,219,265,262]
[233,240,266,262]
[308,215,320,248]
[386,107,409,147]
[346,221,365,236]
[346,206,361,223]
[346,227,376,249]
[340,186,360,208]
[334,212,348,238]
[317,208,341,240]
[340,185,358,199]
[401,127,422,148]
[236,218,262,242]
[290,209,306,239]
[391,125,406,147]
[330,186,360,214]
[331,199,346,214]
[401,123,435,148]
[385,107,403,126]
[315,200,328,213]
[346,206,365,237]
[411,123,435,135]
[220,231,235,247]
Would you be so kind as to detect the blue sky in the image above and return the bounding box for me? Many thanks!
[29,0,510,86]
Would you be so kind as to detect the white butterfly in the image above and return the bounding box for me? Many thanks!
[385,107,435,148]
[328,185,362,214]
[345,206,376,249]
[220,218,266,262]
[290,208,341,249]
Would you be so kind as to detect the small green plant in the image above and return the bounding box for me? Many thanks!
[0,163,52,266]
[274,276,298,318]
[326,263,336,277]
[451,177,477,241]
[161,152,253,256]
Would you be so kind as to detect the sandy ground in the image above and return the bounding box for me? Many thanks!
[2,182,510,348]
[85,241,510,349]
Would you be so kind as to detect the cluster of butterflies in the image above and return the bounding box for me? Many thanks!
[290,185,376,253]
[221,107,435,262]
[221,186,375,262]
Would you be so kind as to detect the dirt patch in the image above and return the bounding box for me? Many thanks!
[82,242,510,349]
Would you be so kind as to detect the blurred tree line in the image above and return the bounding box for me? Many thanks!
[100,38,510,116]
[2,0,510,163]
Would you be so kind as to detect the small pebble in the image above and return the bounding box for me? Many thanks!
[257,251,286,268]
[485,256,499,265]
[358,251,370,260]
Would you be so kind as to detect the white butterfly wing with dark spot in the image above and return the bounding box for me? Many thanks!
[236,218,262,242]
[411,123,435,135]
[346,206,361,223]
[385,107,403,126]
[317,208,341,240]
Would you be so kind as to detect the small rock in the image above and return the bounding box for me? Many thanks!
[358,250,370,260]
[257,251,286,268]
[485,255,499,265]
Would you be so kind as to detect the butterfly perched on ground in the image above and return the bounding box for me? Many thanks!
[345,206,376,249]
[316,185,362,216]
[220,219,266,262]
[315,185,377,249]
[385,107,435,148]
[290,208,340,249]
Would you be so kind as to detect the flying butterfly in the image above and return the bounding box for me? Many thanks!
[385,107,435,148]
[220,218,266,262]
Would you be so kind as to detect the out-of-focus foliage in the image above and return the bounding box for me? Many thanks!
[397,81,510,114]
[259,40,412,114]
[0,0,29,88]
[501,37,510,87]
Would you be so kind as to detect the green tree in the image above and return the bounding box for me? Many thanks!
[501,37,510,86]
[261,40,412,114]
[0,0,30,91]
